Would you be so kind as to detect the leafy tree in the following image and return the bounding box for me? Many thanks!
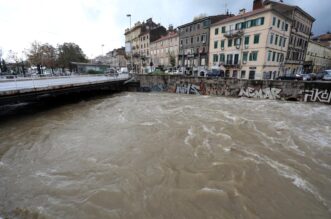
[1,59,8,72]
[169,53,176,67]
[57,42,88,72]
[27,42,57,74]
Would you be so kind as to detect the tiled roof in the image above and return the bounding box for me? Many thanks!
[152,31,178,44]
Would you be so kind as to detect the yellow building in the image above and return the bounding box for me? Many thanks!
[209,5,291,80]
[305,41,331,73]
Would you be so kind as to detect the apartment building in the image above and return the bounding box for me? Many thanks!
[209,3,291,80]
[312,33,331,49]
[178,14,232,75]
[125,18,166,73]
[304,41,331,73]
[109,47,127,68]
[150,29,179,68]
[264,0,315,75]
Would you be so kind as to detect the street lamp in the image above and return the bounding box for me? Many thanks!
[127,14,133,73]
[101,44,104,56]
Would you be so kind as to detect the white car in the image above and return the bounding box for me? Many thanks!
[322,70,331,81]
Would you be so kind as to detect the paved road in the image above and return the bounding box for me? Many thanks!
[0,75,130,92]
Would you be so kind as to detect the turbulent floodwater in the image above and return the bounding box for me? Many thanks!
[0,92,331,219]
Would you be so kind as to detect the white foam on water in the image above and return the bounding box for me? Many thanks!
[200,187,225,194]
[140,122,155,126]
[184,126,195,146]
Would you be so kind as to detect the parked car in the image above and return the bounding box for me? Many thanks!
[302,73,316,81]
[276,75,299,81]
[316,71,326,80]
[322,70,331,81]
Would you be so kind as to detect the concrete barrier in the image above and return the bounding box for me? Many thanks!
[134,75,331,105]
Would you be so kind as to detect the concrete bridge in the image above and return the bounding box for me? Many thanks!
[0,75,134,106]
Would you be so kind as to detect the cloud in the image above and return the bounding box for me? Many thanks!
[0,0,329,60]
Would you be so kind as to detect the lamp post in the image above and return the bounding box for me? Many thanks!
[127,14,133,73]
[101,44,104,56]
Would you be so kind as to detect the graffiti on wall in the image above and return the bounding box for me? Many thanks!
[176,84,201,95]
[304,89,331,103]
[150,84,167,92]
[239,87,282,100]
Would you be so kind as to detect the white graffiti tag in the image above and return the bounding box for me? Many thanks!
[176,84,201,95]
[304,89,331,103]
[239,87,281,100]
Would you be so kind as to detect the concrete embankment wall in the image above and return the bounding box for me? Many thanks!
[133,75,331,104]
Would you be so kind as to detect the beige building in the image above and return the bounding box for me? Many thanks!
[264,0,315,75]
[109,47,127,68]
[124,18,166,73]
[150,31,179,68]
[209,4,291,80]
[305,41,331,73]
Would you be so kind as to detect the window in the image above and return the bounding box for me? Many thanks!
[272,51,276,61]
[228,39,233,47]
[279,37,282,47]
[244,36,250,45]
[277,19,281,28]
[222,26,226,33]
[197,24,200,29]
[191,37,193,44]
[215,28,219,35]
[233,70,238,78]
[220,53,225,62]
[234,54,239,65]
[285,23,289,32]
[214,41,218,49]
[275,35,279,45]
[270,33,274,44]
[241,71,246,79]
[249,51,258,61]
[281,22,285,30]
[254,34,260,44]
[277,53,280,62]
[268,50,272,61]
[227,54,233,65]
[180,40,183,45]
[273,17,276,26]
[249,71,255,80]
[243,52,248,62]
[256,17,265,26]
[213,54,219,62]
[197,36,200,42]
[235,38,241,46]
[221,40,225,48]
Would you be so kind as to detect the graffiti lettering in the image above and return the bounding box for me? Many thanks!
[176,84,201,95]
[239,87,281,100]
[151,84,166,92]
[304,89,331,103]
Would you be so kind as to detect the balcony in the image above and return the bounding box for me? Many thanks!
[224,30,244,38]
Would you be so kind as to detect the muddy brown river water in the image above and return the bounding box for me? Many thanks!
[0,92,331,219]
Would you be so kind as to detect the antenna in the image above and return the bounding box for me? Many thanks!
[224,0,228,14]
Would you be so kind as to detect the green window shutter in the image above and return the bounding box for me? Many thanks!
[254,34,260,44]
[228,39,232,47]
[273,17,276,26]
[220,53,225,62]
[245,36,250,45]
[215,28,219,35]
[261,17,265,25]
[222,26,226,33]
[214,41,218,49]
[213,54,218,62]
[243,52,248,61]
[221,40,225,48]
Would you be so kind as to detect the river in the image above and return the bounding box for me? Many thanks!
[0,92,331,219]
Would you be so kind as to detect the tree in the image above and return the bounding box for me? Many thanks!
[57,42,88,72]
[27,41,57,74]
[1,59,8,73]
[169,53,176,67]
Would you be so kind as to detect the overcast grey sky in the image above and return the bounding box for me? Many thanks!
[0,0,330,60]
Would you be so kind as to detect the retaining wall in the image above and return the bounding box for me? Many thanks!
[134,75,331,104]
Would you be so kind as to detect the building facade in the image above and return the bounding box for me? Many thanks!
[312,33,331,48]
[209,5,291,80]
[304,41,331,73]
[178,14,232,75]
[150,30,179,68]
[109,47,127,68]
[125,18,166,73]
[264,0,315,75]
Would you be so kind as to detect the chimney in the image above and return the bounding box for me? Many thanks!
[253,0,264,10]
[168,25,174,31]
[239,8,246,15]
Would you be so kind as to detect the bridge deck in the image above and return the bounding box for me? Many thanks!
[0,75,129,96]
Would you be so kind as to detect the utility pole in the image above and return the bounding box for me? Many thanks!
[127,14,133,73]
